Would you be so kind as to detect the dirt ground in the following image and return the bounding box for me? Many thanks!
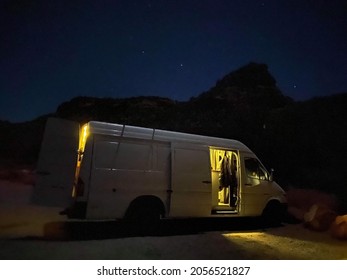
[0,180,346,260]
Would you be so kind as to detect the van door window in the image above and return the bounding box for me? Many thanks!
[244,158,269,181]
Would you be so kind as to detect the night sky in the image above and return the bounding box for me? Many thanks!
[1,0,347,123]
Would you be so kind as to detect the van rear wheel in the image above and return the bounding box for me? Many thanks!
[126,206,161,235]
[124,197,163,235]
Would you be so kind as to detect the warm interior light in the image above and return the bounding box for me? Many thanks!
[72,123,89,197]
[80,124,88,153]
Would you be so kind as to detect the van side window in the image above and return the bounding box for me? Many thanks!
[244,158,269,181]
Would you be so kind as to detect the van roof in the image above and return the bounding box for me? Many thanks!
[87,121,253,153]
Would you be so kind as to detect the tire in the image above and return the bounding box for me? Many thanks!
[261,200,286,227]
[125,198,163,235]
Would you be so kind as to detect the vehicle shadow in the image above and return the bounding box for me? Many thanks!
[40,217,281,241]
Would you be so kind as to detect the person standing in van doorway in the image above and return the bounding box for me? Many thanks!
[230,153,238,207]
[219,154,230,204]
[219,153,238,206]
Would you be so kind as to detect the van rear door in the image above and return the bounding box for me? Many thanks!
[31,118,79,207]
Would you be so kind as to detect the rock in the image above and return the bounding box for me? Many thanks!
[330,215,347,240]
[303,204,337,231]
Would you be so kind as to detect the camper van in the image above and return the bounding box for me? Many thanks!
[33,118,287,224]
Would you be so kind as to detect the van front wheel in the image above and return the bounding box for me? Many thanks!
[261,200,286,226]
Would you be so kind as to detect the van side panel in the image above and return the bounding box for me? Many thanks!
[169,143,211,217]
[85,135,169,219]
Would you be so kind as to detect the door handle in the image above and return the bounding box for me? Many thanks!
[202,180,211,184]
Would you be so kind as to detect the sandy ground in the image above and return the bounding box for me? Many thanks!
[0,180,346,260]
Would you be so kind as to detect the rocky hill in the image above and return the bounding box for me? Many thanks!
[1,62,347,210]
[55,63,292,138]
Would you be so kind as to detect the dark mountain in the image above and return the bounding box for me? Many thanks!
[1,62,347,209]
[188,63,293,142]
[197,63,291,108]
[55,96,178,129]
[52,63,292,141]
[264,93,347,189]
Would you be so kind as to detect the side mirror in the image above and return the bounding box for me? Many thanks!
[269,168,274,181]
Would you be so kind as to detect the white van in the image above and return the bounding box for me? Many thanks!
[32,118,287,224]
